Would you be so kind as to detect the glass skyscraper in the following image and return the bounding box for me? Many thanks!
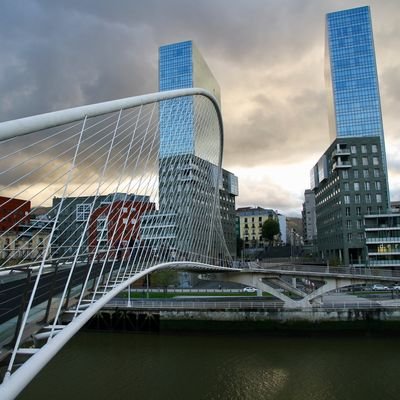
[153,40,238,260]
[309,5,391,266]
[325,6,386,156]
[159,40,221,159]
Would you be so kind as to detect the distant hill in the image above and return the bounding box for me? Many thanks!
[286,217,303,236]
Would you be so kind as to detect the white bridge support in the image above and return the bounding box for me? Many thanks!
[203,270,399,308]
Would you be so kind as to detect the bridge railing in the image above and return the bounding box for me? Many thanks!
[257,263,400,280]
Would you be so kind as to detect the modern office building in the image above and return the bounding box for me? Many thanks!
[311,137,388,265]
[302,189,317,248]
[364,213,400,269]
[159,40,221,158]
[148,40,238,263]
[220,169,239,256]
[52,193,150,258]
[309,6,391,265]
[325,6,387,164]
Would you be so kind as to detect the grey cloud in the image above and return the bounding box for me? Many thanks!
[1,0,400,214]
[223,89,329,167]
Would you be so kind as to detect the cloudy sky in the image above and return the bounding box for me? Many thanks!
[1,0,399,216]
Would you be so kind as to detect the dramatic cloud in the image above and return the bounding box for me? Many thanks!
[1,0,399,216]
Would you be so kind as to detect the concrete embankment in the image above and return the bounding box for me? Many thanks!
[158,308,400,335]
[87,298,400,335]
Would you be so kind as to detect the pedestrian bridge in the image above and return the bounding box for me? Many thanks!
[0,88,399,399]
[0,88,234,399]
[204,262,400,308]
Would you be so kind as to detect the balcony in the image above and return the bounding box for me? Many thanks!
[368,259,400,267]
[366,237,400,244]
[333,161,351,170]
[332,148,350,158]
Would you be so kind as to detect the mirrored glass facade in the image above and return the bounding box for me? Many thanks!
[325,6,385,146]
[159,41,194,157]
[159,40,221,159]
[157,40,238,257]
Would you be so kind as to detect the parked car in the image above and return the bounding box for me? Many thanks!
[243,287,257,293]
[372,284,389,291]
[393,285,400,291]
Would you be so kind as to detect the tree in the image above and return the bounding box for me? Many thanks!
[262,218,280,245]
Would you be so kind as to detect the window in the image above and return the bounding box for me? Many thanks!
[345,207,351,216]
[344,182,349,191]
[346,220,352,229]
[373,169,380,178]
[356,220,362,229]
[365,194,371,203]
[354,182,360,191]
[353,170,359,178]
[342,170,349,179]
[375,181,381,190]
[363,169,369,178]
[244,218,248,223]
[350,145,357,154]
[259,217,262,222]
[352,158,358,166]
[76,204,91,221]
[356,207,361,216]
[361,145,367,153]
[378,206,383,214]
[373,157,379,166]
[347,233,352,241]
[344,195,350,204]
[376,194,382,203]
[362,157,368,166]
[355,194,361,204]
[367,206,372,215]
[364,181,370,191]
[372,144,378,153]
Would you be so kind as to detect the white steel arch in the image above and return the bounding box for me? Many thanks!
[0,88,230,399]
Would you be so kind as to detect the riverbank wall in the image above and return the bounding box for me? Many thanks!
[86,306,400,335]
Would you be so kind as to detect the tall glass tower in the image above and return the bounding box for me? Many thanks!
[153,40,238,260]
[325,6,387,168]
[159,40,221,159]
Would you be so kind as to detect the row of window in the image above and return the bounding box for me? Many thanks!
[346,219,363,229]
[243,217,263,223]
[343,181,381,191]
[343,193,382,204]
[347,232,365,241]
[342,168,380,179]
[243,223,263,229]
[244,236,264,242]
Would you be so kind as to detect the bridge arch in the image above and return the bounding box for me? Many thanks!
[0,87,232,399]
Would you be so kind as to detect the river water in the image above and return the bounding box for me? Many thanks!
[19,331,399,400]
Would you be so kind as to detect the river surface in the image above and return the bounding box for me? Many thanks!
[19,331,400,400]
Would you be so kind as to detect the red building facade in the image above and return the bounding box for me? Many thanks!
[0,196,31,232]
[88,200,155,259]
